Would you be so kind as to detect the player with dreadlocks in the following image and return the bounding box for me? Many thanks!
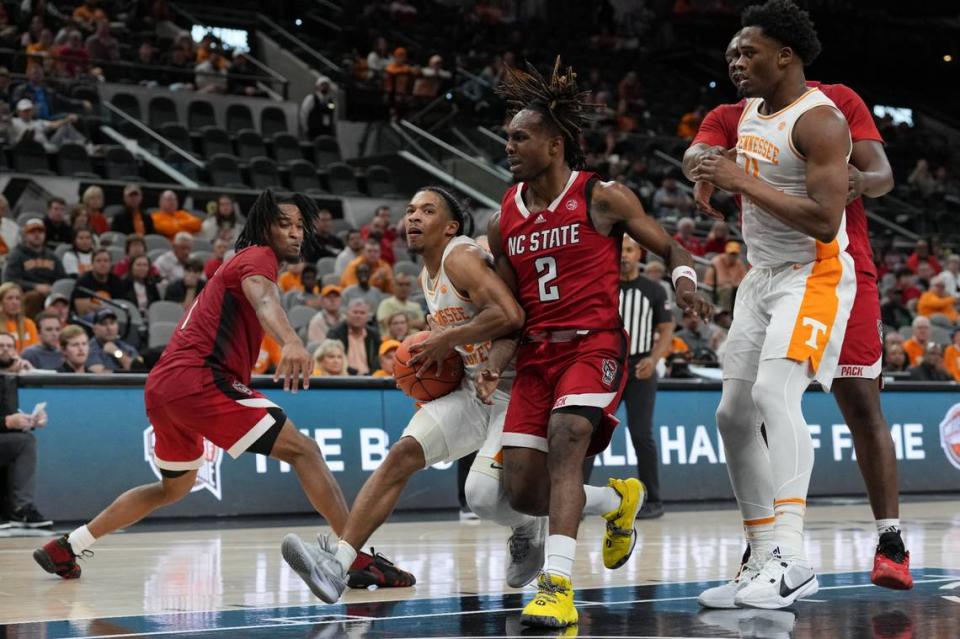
[34,190,414,590]
[474,57,712,628]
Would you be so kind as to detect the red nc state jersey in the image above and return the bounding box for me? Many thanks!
[499,170,623,333]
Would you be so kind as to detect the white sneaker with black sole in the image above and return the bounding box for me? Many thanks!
[734,548,818,609]
[697,546,761,609]
[506,517,546,588]
[281,532,347,604]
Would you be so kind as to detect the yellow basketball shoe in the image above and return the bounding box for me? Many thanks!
[602,477,645,569]
[520,572,578,628]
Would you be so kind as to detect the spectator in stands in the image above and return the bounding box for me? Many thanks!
[21,311,62,370]
[53,29,92,79]
[312,339,346,377]
[341,262,385,311]
[195,43,228,94]
[908,159,935,198]
[252,335,280,375]
[111,185,155,236]
[643,259,674,303]
[676,105,706,140]
[9,98,86,152]
[57,324,90,373]
[120,254,160,315]
[69,204,91,235]
[917,274,959,325]
[85,19,119,64]
[383,311,412,342]
[704,241,747,313]
[151,190,202,240]
[287,264,321,309]
[328,299,380,376]
[702,220,729,255]
[907,238,941,275]
[43,292,70,325]
[384,47,417,116]
[87,307,140,373]
[300,76,338,139]
[154,232,192,287]
[880,287,913,331]
[341,239,395,294]
[903,316,931,367]
[10,66,92,120]
[942,329,960,382]
[113,234,157,278]
[362,210,397,264]
[163,258,205,308]
[0,362,51,528]
[373,339,400,377]
[303,209,344,262]
[908,342,951,382]
[226,53,264,97]
[72,0,108,31]
[2,219,66,317]
[80,186,109,235]
[675,308,710,355]
[335,229,363,274]
[413,54,451,101]
[617,70,645,116]
[882,341,909,374]
[652,174,694,218]
[366,36,392,82]
[204,237,229,279]
[307,285,344,343]
[25,28,53,74]
[61,227,95,277]
[278,261,306,293]
[200,195,243,245]
[375,272,424,334]
[136,40,158,67]
[0,9,18,49]
[0,331,33,373]
[0,194,19,257]
[41,197,72,246]
[894,267,922,304]
[72,248,125,316]
[673,217,704,256]
[942,254,960,296]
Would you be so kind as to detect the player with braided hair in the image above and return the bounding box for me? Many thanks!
[476,57,712,627]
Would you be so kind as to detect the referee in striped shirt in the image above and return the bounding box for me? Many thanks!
[618,237,674,519]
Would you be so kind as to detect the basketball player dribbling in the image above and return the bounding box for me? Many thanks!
[689,0,858,609]
[33,191,408,589]
[282,186,642,603]
[683,24,912,596]
[476,59,712,628]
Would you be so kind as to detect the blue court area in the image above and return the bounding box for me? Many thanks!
[9,569,960,638]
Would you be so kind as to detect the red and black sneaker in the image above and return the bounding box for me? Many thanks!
[33,535,86,579]
[871,530,913,590]
[347,548,416,589]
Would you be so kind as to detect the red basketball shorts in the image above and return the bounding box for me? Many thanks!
[835,266,884,380]
[502,329,628,456]
[145,369,286,472]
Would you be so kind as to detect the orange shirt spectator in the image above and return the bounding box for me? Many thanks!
[944,342,960,382]
[252,335,281,375]
[676,107,705,140]
[902,337,925,368]
[279,270,303,293]
[340,241,395,295]
[4,317,39,351]
[917,276,958,323]
[151,190,202,239]
[671,336,689,355]
[73,1,108,26]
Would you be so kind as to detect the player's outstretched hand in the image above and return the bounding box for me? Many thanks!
[690,150,742,193]
[275,341,312,393]
[675,278,714,320]
[693,181,725,220]
[475,368,500,405]
[408,330,453,378]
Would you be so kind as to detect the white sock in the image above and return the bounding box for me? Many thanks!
[876,518,901,535]
[744,518,776,562]
[582,485,620,516]
[67,525,96,554]
[335,540,357,573]
[545,534,577,580]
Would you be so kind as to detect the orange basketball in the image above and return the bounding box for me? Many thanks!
[393,331,464,402]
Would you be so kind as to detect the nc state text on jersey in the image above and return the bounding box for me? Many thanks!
[506,223,582,256]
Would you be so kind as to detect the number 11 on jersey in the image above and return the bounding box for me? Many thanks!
[535,256,560,302]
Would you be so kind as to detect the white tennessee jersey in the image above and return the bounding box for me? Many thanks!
[737,87,852,267]
[420,236,513,381]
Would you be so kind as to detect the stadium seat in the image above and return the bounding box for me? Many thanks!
[316,257,336,275]
[56,143,98,178]
[99,231,127,248]
[248,156,282,189]
[236,129,267,158]
[326,162,362,196]
[54,243,72,260]
[187,99,217,130]
[51,278,76,299]
[103,205,125,219]
[148,321,178,349]
[110,92,141,121]
[287,305,317,333]
[106,245,125,264]
[12,140,53,174]
[148,96,179,129]
[313,135,342,166]
[282,289,301,310]
[287,159,325,194]
[191,237,214,252]
[112,299,146,349]
[201,126,234,158]
[394,261,420,278]
[147,247,167,262]
[144,234,171,252]
[158,123,192,152]
[260,106,288,137]
[206,153,246,188]
[226,103,254,132]
[148,301,185,324]
[104,146,141,180]
[366,164,399,198]
[321,274,340,287]
[191,250,212,264]
[271,132,302,164]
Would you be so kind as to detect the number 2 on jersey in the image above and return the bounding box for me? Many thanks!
[535,256,560,302]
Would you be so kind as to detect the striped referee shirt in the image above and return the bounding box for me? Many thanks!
[619,275,671,358]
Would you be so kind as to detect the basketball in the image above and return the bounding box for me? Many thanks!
[393,331,464,401]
